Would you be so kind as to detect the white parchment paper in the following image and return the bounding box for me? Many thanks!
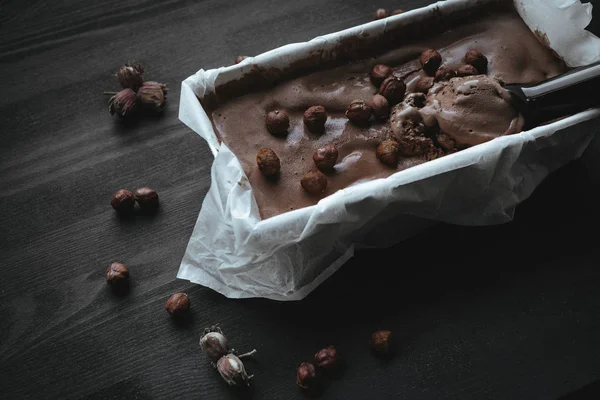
[177,0,600,300]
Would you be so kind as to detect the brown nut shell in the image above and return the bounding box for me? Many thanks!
[106,262,129,284]
[165,293,190,315]
[134,187,159,211]
[256,148,281,176]
[301,169,327,194]
[266,110,290,136]
[370,330,393,357]
[345,100,372,125]
[378,76,406,105]
[376,140,400,166]
[419,49,442,76]
[297,362,319,390]
[434,66,456,82]
[313,145,338,172]
[414,77,434,94]
[303,106,327,133]
[369,94,390,120]
[370,64,392,87]
[464,49,488,73]
[456,64,479,77]
[111,189,135,213]
[374,8,389,19]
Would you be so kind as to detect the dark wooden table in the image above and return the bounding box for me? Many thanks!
[2,1,600,399]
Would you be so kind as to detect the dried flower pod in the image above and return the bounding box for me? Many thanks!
[106,262,129,284]
[435,66,456,82]
[117,62,144,90]
[165,293,190,315]
[137,81,168,112]
[297,362,319,390]
[419,49,442,76]
[370,64,392,87]
[374,8,389,19]
[456,64,479,77]
[304,105,328,133]
[369,94,390,120]
[200,326,230,362]
[134,187,159,211]
[108,89,138,117]
[313,144,338,172]
[111,189,135,213]
[256,148,281,177]
[301,169,327,194]
[464,49,488,73]
[378,76,406,105]
[414,77,434,94]
[217,354,253,387]
[314,346,341,372]
[370,330,394,357]
[235,55,249,64]
[266,110,290,136]
[376,140,400,166]
[345,100,372,125]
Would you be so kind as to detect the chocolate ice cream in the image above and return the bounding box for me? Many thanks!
[208,9,566,219]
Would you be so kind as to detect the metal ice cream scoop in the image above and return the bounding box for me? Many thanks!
[504,61,600,130]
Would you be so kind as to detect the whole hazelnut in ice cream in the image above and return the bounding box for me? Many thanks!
[379,76,406,105]
[266,110,290,136]
[304,106,328,133]
[419,49,442,76]
[301,169,327,194]
[256,148,281,177]
[370,64,393,87]
[313,144,338,172]
[376,140,400,166]
[369,94,390,120]
[464,49,488,73]
[345,100,372,125]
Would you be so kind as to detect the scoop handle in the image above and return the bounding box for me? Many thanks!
[504,61,600,128]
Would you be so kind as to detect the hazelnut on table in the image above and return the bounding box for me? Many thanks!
[111,189,135,213]
[370,329,393,357]
[265,110,289,136]
[134,187,159,211]
[106,262,129,284]
[314,345,341,372]
[374,8,389,20]
[165,293,190,316]
[297,362,320,390]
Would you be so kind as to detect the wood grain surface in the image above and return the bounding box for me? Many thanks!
[1,0,600,399]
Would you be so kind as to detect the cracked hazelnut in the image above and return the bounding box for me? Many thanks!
[419,49,442,76]
[370,330,393,357]
[106,262,129,284]
[456,64,479,77]
[379,76,406,105]
[435,66,456,82]
[370,64,392,87]
[297,362,319,390]
[266,110,289,136]
[303,105,327,133]
[313,144,338,172]
[165,293,190,315]
[345,100,372,125]
[374,8,389,19]
[314,346,340,372]
[369,94,390,120]
[301,169,327,194]
[464,49,488,73]
[134,187,159,211]
[111,189,135,213]
[256,148,281,177]
[235,56,248,64]
[414,76,434,94]
[376,140,400,166]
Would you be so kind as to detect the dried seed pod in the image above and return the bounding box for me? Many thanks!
[217,354,253,387]
[137,81,168,112]
[200,326,230,362]
[117,62,144,90]
[108,89,138,117]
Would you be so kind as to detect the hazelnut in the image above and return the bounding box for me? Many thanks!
[456,64,479,77]
[106,262,129,284]
[374,8,389,19]
[313,144,338,172]
[134,187,159,211]
[435,66,456,82]
[376,140,400,166]
[414,76,434,94]
[314,346,340,372]
[111,189,135,213]
[297,362,319,390]
[301,169,327,194]
[392,9,405,15]
[345,100,372,125]
[266,110,290,136]
[235,55,248,64]
[370,64,392,87]
[370,330,394,357]
[303,105,327,133]
[464,49,488,73]
[419,49,442,76]
[256,148,281,177]
[369,94,390,120]
[165,293,190,315]
[378,76,406,105]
